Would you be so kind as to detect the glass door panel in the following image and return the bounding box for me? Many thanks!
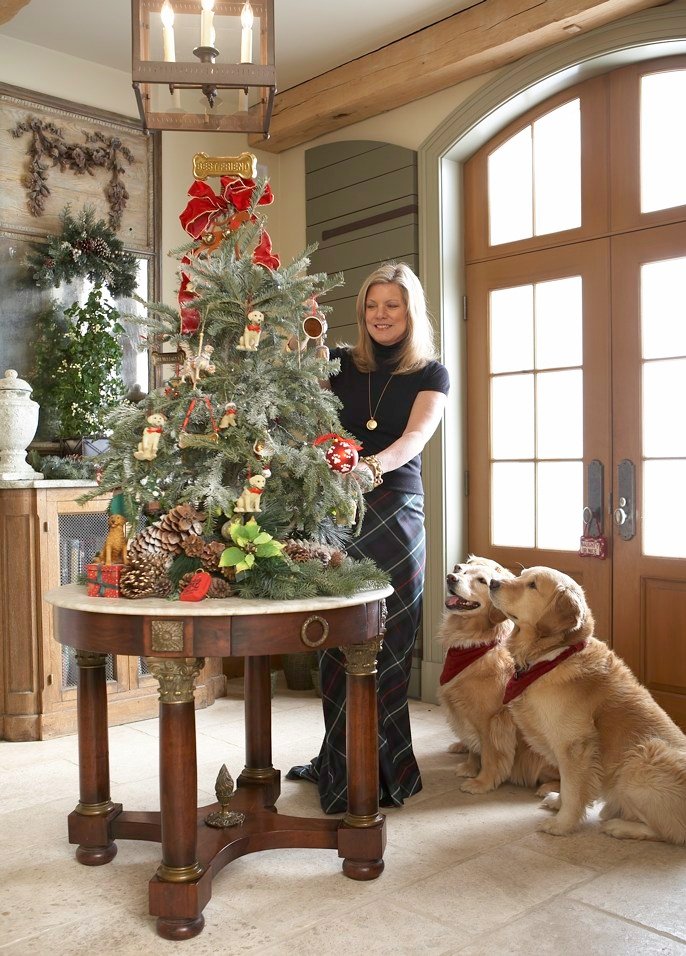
[467,240,612,639]
[641,71,686,214]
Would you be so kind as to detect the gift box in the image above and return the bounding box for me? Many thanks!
[86,563,124,598]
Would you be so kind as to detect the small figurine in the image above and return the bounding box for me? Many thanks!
[236,310,264,351]
[94,513,129,565]
[234,472,267,513]
[133,412,167,462]
[178,341,216,387]
[219,402,237,428]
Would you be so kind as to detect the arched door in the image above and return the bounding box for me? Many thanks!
[464,59,686,727]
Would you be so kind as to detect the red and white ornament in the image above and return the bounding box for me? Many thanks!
[313,433,361,474]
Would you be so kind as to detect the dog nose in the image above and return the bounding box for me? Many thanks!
[446,573,457,586]
[489,579,501,591]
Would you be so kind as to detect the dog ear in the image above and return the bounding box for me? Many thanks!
[537,586,586,638]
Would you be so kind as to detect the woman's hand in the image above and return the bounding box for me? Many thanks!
[351,461,375,493]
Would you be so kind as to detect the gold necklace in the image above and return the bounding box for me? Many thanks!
[367,372,394,430]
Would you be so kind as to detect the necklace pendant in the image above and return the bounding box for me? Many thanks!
[366,418,378,431]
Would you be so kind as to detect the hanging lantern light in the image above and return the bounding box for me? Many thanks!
[131,0,276,136]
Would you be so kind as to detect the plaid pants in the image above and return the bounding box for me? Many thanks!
[287,488,426,813]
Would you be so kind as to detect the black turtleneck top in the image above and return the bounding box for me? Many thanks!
[329,344,450,494]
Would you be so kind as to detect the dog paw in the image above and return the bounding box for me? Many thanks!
[448,741,469,754]
[454,761,478,778]
[539,792,561,812]
[536,781,560,798]
[460,778,494,795]
[537,817,578,836]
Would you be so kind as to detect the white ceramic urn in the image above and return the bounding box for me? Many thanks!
[0,369,44,481]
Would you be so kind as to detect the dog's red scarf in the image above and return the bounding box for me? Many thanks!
[503,641,587,704]
[439,642,498,685]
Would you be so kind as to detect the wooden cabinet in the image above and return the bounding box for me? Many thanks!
[0,482,225,740]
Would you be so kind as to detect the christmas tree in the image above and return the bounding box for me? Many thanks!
[90,163,388,601]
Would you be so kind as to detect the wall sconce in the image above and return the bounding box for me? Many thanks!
[131,0,276,135]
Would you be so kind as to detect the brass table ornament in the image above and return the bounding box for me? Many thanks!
[205,764,245,829]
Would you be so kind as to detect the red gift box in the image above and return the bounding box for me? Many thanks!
[86,563,124,598]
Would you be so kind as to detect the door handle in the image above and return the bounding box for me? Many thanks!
[614,459,636,540]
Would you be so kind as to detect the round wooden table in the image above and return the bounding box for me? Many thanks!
[45,584,392,941]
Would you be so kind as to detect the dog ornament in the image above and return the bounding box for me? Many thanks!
[133,412,167,461]
[94,513,129,565]
[233,472,267,513]
[236,310,264,351]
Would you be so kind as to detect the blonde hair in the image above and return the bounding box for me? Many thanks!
[350,262,437,373]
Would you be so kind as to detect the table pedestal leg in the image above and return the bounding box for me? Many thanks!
[339,638,385,880]
[238,655,280,804]
[147,657,209,941]
[68,650,121,865]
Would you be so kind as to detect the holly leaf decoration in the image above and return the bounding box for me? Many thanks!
[220,518,285,573]
[219,546,245,567]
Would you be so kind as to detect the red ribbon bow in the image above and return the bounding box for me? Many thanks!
[179,176,274,240]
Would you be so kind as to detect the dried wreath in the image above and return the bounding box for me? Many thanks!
[26,205,138,299]
[10,116,135,230]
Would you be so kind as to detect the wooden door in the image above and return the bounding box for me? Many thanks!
[466,240,612,639]
[611,221,686,727]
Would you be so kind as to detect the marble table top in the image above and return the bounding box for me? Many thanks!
[45,583,393,617]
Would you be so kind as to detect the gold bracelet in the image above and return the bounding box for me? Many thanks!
[360,455,383,488]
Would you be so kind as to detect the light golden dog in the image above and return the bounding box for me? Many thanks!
[436,557,557,794]
[489,565,686,844]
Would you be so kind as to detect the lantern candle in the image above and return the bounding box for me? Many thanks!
[200,0,215,47]
[160,0,176,61]
[240,1,253,63]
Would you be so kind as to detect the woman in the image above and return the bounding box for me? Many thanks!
[288,262,449,813]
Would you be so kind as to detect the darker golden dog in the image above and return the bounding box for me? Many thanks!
[490,566,686,844]
[436,556,557,794]
[95,513,128,566]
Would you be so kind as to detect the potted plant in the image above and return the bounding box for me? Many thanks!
[31,286,126,454]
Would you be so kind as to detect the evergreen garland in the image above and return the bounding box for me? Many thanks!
[27,205,138,298]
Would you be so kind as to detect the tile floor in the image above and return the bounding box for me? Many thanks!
[2,678,686,955]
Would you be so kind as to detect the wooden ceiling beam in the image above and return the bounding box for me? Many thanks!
[0,0,31,27]
[250,0,669,153]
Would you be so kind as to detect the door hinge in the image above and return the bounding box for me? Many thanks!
[463,470,469,497]
[43,521,49,532]
[462,295,468,322]
[47,673,54,686]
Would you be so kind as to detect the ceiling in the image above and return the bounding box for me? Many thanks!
[0,0,483,92]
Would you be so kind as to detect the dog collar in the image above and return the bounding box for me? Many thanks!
[439,641,498,685]
[503,641,587,704]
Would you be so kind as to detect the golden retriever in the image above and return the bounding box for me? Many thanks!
[436,557,557,794]
[489,565,686,844]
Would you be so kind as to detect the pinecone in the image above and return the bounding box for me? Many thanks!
[207,576,234,598]
[177,570,198,591]
[128,504,206,562]
[181,534,206,559]
[201,539,226,571]
[282,538,346,567]
[120,555,173,599]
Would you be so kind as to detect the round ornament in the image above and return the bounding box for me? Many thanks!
[313,432,361,474]
[326,439,359,473]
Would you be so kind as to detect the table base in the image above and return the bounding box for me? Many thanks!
[68,775,385,940]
